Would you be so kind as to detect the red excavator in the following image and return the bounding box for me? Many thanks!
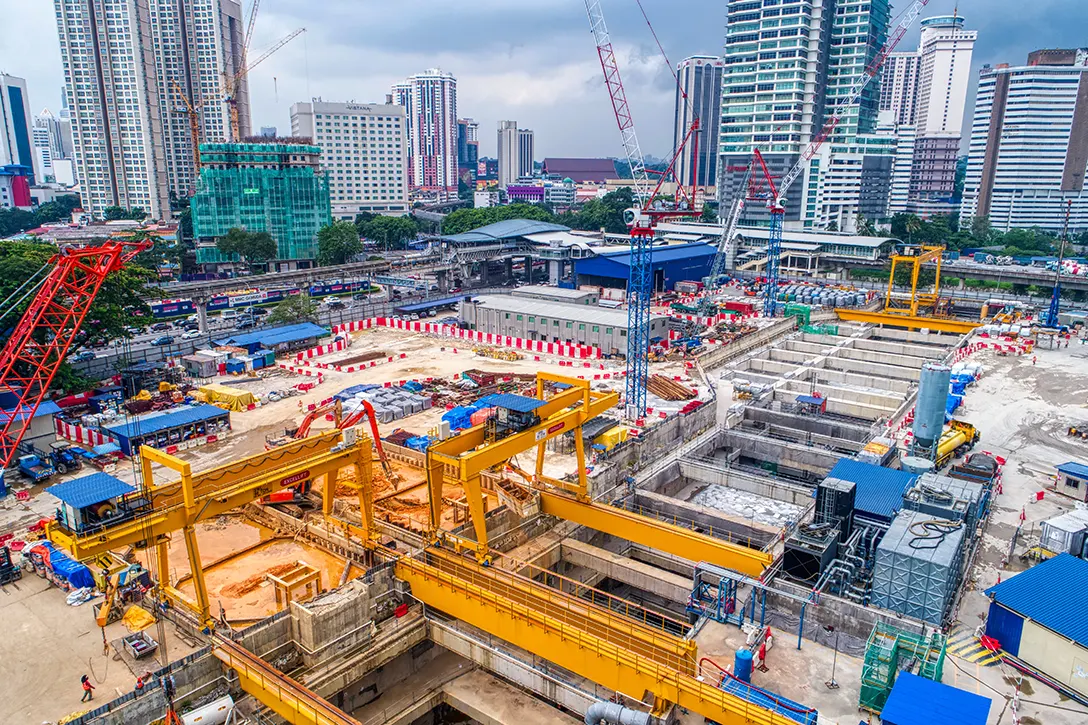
[262,398,397,504]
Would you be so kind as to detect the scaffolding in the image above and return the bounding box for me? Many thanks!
[783,303,811,325]
[191,142,331,264]
[859,622,946,714]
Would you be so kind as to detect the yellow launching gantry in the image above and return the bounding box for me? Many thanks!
[424,373,772,578]
[46,429,372,629]
[836,243,979,334]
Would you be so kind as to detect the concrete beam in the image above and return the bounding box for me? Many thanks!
[793,365,913,393]
[782,339,837,356]
[779,379,902,411]
[560,539,692,604]
[767,348,815,364]
[719,428,843,476]
[834,345,928,369]
[771,388,888,422]
[678,460,814,507]
[848,337,940,360]
[742,407,870,443]
[823,356,921,381]
[634,489,781,546]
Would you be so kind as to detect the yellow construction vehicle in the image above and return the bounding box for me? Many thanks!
[47,429,372,630]
[935,420,979,469]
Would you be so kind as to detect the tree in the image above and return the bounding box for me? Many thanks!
[267,292,318,325]
[0,194,81,237]
[317,220,363,265]
[559,187,635,234]
[826,220,839,232]
[855,213,875,236]
[353,211,376,232]
[905,216,921,244]
[216,227,277,271]
[700,202,719,223]
[440,203,555,236]
[970,214,993,244]
[359,215,420,249]
[103,205,147,222]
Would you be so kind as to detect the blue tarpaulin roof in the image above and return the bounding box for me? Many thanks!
[487,393,547,413]
[103,404,229,440]
[881,673,991,725]
[1057,462,1088,480]
[27,541,95,589]
[47,472,135,508]
[0,400,61,423]
[985,553,1088,646]
[825,458,918,522]
[213,322,328,350]
[718,676,817,725]
[395,296,465,313]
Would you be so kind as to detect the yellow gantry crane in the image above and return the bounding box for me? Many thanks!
[47,429,371,629]
[883,243,946,318]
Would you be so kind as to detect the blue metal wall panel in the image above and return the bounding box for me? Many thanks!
[985,602,1023,656]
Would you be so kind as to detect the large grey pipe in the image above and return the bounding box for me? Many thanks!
[583,702,655,725]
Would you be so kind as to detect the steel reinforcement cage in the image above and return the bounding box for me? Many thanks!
[191,142,331,264]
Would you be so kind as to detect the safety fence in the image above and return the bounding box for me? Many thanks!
[54,418,117,447]
[332,316,603,360]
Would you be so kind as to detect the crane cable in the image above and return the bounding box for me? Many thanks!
[0,263,50,326]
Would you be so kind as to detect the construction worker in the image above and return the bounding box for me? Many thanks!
[1032,355,1037,365]
[80,675,95,702]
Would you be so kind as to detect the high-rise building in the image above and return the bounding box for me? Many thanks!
[517,128,535,179]
[457,118,479,182]
[291,100,409,218]
[880,53,921,125]
[963,49,1088,233]
[673,56,723,188]
[32,108,69,183]
[390,83,414,186]
[717,0,892,229]
[0,74,37,184]
[53,0,248,219]
[392,69,458,200]
[191,140,331,270]
[497,120,518,188]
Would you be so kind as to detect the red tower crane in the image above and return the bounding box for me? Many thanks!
[0,239,152,483]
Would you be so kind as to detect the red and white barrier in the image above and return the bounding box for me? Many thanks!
[295,338,349,361]
[333,317,603,360]
[55,419,117,447]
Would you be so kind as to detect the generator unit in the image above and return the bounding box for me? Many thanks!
[816,477,856,542]
[783,523,840,584]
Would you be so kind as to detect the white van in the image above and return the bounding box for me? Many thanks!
[220,309,242,321]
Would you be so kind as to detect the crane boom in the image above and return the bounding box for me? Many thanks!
[777,0,929,200]
[223,27,306,141]
[0,239,152,478]
[583,0,650,205]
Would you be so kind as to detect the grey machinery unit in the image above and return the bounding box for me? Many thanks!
[913,362,951,456]
[870,509,966,625]
[902,473,983,530]
[783,477,856,583]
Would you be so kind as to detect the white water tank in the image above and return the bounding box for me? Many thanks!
[182,695,234,725]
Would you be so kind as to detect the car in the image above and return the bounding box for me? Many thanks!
[353,292,369,301]
[150,322,172,332]
[180,321,199,331]
[89,338,109,348]
[235,319,255,330]
[181,330,202,340]
[151,335,174,346]
[186,314,199,322]
[124,326,144,336]
[69,351,97,363]
[252,307,269,317]
[409,313,420,321]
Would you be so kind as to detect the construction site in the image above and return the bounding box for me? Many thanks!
[3,2,1088,725]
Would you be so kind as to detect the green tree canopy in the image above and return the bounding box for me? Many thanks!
[440,203,555,236]
[267,292,318,325]
[558,187,635,234]
[217,227,277,271]
[359,215,420,249]
[700,202,718,223]
[317,221,363,265]
[0,194,82,237]
[103,206,147,222]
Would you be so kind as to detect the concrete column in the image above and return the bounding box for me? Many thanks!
[480,261,490,286]
[505,257,513,282]
[196,298,209,333]
[549,260,561,285]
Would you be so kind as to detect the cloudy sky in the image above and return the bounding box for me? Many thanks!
[2,0,1087,159]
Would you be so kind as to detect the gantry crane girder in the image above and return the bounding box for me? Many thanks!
[47,429,372,626]
[395,553,800,725]
[883,244,946,317]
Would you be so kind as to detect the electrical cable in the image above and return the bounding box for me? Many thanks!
[0,264,49,326]
[907,519,962,550]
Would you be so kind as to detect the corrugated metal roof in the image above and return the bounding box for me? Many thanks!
[985,553,1088,645]
[466,295,668,328]
[440,219,571,244]
[881,672,990,725]
[104,404,229,440]
[595,242,717,268]
[0,400,61,422]
[826,458,917,521]
[487,393,547,413]
[1057,462,1088,480]
[213,322,328,349]
[512,285,595,299]
[47,472,135,509]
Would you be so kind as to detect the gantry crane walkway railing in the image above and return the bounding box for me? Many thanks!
[213,638,361,725]
[395,549,807,725]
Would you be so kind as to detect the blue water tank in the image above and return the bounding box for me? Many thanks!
[913,362,951,452]
[734,649,754,683]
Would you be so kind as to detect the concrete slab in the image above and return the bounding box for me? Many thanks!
[443,666,582,724]
[720,428,842,476]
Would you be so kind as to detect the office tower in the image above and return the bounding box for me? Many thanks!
[963,49,1088,233]
[880,52,921,125]
[191,139,331,269]
[517,128,535,178]
[291,100,409,218]
[718,0,892,228]
[0,73,37,183]
[673,56,723,188]
[393,69,458,200]
[53,0,248,219]
[497,120,518,188]
[32,108,68,183]
[457,118,479,182]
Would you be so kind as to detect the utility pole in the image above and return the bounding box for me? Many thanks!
[1044,199,1072,329]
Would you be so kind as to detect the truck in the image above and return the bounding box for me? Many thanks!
[17,453,56,483]
[46,442,83,474]
[934,420,980,469]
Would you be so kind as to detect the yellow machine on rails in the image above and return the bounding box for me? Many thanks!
[836,243,979,334]
[46,429,372,629]
[420,372,772,577]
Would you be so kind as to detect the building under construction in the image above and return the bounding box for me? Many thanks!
[191,138,331,271]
